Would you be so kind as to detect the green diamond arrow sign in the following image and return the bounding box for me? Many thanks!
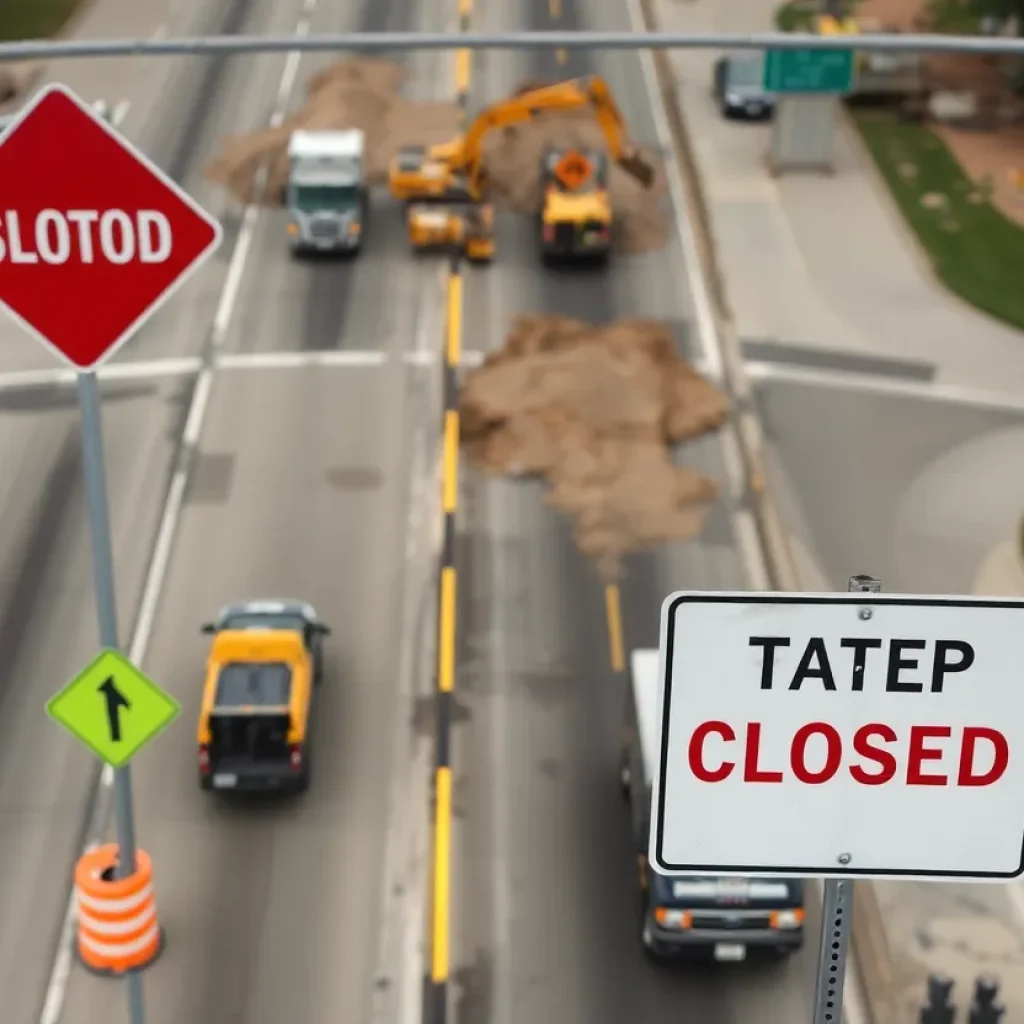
[47,649,180,768]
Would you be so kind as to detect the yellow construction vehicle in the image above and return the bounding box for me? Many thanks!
[538,146,614,264]
[388,76,654,263]
[405,202,495,263]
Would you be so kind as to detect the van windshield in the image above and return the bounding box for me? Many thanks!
[215,661,292,708]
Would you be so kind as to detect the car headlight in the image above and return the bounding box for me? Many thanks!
[770,909,805,930]
[654,907,691,929]
[726,92,742,105]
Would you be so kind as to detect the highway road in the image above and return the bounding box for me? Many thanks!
[450,0,828,1022]
[0,0,449,1019]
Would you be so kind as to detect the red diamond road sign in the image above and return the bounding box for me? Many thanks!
[0,83,222,371]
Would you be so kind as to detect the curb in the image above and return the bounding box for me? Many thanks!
[637,3,894,1022]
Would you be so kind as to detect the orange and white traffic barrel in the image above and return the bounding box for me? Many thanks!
[74,844,163,974]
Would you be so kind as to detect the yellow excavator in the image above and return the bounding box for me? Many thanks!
[388,76,654,264]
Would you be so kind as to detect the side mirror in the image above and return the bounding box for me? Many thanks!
[316,623,332,637]
[200,622,216,634]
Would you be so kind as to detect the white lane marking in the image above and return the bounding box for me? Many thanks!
[112,99,131,127]
[747,359,1024,412]
[0,351,465,394]
[270,18,309,128]
[625,0,721,385]
[37,3,315,1019]
[0,358,201,392]
[219,350,386,369]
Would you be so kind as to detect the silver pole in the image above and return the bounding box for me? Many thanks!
[811,572,880,1024]
[1,31,1024,60]
[77,371,145,1024]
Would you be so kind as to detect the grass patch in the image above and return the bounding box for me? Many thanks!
[0,0,81,41]
[775,0,817,31]
[853,110,1024,331]
[775,0,859,31]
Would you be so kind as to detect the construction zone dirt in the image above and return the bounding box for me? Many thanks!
[203,57,462,203]
[204,63,669,253]
[482,80,669,254]
[460,315,729,581]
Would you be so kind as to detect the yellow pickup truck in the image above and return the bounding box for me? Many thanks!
[196,599,330,794]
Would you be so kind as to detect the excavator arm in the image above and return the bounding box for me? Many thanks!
[389,75,654,203]
[453,76,655,196]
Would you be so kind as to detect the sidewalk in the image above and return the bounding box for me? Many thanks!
[650,0,1024,397]
[871,541,1024,1022]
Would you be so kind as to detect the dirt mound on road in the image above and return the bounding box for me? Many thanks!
[460,315,728,580]
[203,57,461,204]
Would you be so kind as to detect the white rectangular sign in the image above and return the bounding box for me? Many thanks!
[649,591,1024,881]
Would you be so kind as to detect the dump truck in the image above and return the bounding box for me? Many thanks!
[388,75,654,264]
[286,129,367,257]
[538,147,614,264]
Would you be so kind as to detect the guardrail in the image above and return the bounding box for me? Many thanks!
[1,31,1024,59]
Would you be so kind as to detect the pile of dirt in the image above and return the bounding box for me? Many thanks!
[460,315,729,580]
[480,79,670,254]
[203,57,461,204]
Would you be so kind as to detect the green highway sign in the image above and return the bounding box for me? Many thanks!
[763,48,856,94]
[47,649,180,768]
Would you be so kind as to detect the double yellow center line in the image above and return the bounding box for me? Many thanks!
[426,17,471,1023]
[427,8,623,1021]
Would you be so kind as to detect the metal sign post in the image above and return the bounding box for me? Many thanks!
[77,371,145,1024]
[810,574,879,1024]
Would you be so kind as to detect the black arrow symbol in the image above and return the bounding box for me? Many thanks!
[98,677,131,742]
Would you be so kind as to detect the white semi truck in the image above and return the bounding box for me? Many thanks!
[621,649,806,962]
[286,129,366,257]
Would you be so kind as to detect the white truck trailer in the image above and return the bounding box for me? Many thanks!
[286,129,366,256]
[621,649,806,962]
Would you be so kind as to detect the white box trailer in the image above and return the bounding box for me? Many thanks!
[286,129,366,256]
[621,649,806,963]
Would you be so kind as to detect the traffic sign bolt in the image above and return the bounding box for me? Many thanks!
[837,853,852,865]
[858,608,872,620]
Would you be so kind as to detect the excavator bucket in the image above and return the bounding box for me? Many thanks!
[618,148,655,189]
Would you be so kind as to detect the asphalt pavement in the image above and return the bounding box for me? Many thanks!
[0,0,449,1017]
[450,0,827,1021]
[61,354,440,1024]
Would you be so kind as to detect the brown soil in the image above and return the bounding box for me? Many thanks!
[204,62,670,253]
[858,0,1024,225]
[460,315,729,581]
[203,58,461,203]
